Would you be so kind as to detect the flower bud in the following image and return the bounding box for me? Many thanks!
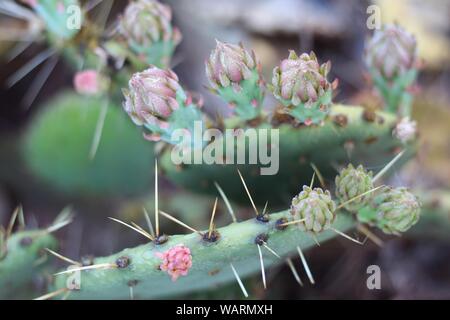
[335,164,374,212]
[365,24,417,81]
[205,40,264,120]
[123,66,203,143]
[290,186,336,234]
[393,117,417,143]
[155,244,192,281]
[119,0,181,67]
[73,70,108,96]
[370,187,421,235]
[123,66,181,129]
[272,51,333,125]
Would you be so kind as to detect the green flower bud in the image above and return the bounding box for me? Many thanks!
[359,187,421,235]
[335,164,374,212]
[290,186,336,234]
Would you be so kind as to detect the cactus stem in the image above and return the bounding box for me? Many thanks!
[230,263,248,298]
[286,258,303,286]
[297,246,315,285]
[155,159,160,237]
[108,217,154,241]
[214,182,237,223]
[45,248,81,266]
[143,207,156,238]
[159,210,203,236]
[208,198,219,239]
[372,150,405,183]
[356,224,384,247]
[257,244,267,289]
[34,287,69,301]
[237,169,259,217]
[336,185,384,210]
[327,227,363,245]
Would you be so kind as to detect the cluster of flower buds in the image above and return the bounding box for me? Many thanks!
[118,0,182,68]
[335,164,374,212]
[290,186,336,234]
[365,24,418,115]
[155,244,193,281]
[122,65,202,143]
[358,187,421,235]
[393,117,417,143]
[21,0,82,41]
[272,51,335,126]
[205,40,264,120]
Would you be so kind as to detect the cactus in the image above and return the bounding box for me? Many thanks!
[40,162,421,299]
[48,208,354,299]
[23,92,155,197]
[160,104,417,206]
[4,0,428,300]
[0,206,72,299]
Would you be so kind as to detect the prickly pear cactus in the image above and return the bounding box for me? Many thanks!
[0,206,70,299]
[0,230,57,299]
[41,162,421,299]
[23,92,155,197]
[48,209,354,299]
[160,104,417,206]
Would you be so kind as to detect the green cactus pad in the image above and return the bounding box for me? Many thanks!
[0,230,57,299]
[23,92,155,197]
[51,210,353,299]
[160,104,417,208]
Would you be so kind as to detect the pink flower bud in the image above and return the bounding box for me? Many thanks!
[119,0,181,48]
[155,244,192,281]
[73,70,101,96]
[272,51,331,107]
[365,24,417,80]
[123,66,183,128]
[206,40,256,89]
